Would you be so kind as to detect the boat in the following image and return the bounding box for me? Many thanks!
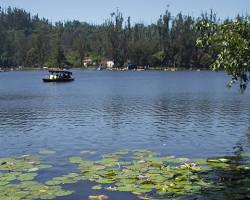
[43,69,74,82]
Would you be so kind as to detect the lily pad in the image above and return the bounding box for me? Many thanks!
[3,150,248,200]
[207,158,230,163]
[0,156,49,172]
[46,173,82,185]
[240,153,250,158]
[68,150,215,199]
[69,156,83,164]
[92,185,102,190]
[0,155,73,200]
[17,173,37,181]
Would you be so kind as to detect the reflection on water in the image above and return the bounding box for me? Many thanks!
[0,71,250,156]
[0,70,249,158]
[0,70,249,199]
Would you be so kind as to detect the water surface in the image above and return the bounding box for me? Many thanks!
[0,70,249,199]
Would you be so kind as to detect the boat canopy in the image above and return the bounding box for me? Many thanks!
[48,69,72,75]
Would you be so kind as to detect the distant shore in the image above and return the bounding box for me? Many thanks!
[0,66,210,72]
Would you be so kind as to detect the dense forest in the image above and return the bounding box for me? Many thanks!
[0,6,247,69]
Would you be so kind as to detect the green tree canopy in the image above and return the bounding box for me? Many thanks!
[1,6,250,74]
[197,18,250,90]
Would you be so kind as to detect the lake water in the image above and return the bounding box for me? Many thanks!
[0,70,250,199]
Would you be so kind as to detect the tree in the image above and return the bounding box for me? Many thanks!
[49,31,66,68]
[26,48,39,67]
[152,51,165,67]
[197,18,250,90]
[3,6,250,74]
[72,31,86,67]
[105,9,126,67]
[13,30,28,66]
[32,25,51,67]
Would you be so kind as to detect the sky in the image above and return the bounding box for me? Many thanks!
[1,0,249,24]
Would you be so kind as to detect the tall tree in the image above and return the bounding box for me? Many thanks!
[50,30,66,68]
[105,10,126,67]
[72,30,86,67]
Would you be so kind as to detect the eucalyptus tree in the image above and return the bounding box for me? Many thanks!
[105,10,127,67]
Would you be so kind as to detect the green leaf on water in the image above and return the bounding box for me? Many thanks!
[95,177,115,184]
[240,153,250,158]
[17,173,37,181]
[28,167,39,172]
[46,173,81,185]
[115,184,138,192]
[4,150,249,200]
[69,156,83,164]
[207,158,230,163]
[92,185,102,190]
[192,159,207,165]
[236,165,250,170]
[97,158,120,167]
[38,164,52,169]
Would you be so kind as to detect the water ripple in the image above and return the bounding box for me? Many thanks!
[0,71,249,158]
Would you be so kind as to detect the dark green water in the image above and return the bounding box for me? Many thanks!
[0,70,249,199]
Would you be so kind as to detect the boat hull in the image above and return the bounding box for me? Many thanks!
[43,78,74,83]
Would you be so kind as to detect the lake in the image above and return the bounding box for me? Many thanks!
[0,70,250,199]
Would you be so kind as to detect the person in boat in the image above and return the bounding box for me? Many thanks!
[62,73,68,79]
[50,73,57,80]
[43,69,74,82]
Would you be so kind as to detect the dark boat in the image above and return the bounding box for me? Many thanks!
[43,69,74,82]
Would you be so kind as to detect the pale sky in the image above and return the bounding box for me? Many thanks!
[1,0,249,24]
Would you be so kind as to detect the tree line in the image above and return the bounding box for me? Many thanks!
[0,6,247,69]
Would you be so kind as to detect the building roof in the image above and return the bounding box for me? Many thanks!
[48,69,72,74]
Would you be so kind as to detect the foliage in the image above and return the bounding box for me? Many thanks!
[68,149,250,199]
[1,6,250,88]
[197,17,250,89]
[0,6,220,69]
[0,150,250,199]
[0,155,72,199]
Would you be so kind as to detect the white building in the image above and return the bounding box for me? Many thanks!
[107,61,114,68]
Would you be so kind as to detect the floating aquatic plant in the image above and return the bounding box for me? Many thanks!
[92,184,102,190]
[68,149,212,199]
[0,181,73,200]
[46,173,83,185]
[240,153,250,158]
[0,155,73,200]
[0,155,52,173]
[1,150,249,200]
[68,150,250,199]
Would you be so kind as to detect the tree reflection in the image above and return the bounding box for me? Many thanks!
[202,129,250,200]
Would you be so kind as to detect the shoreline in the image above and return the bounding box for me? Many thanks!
[0,66,210,72]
